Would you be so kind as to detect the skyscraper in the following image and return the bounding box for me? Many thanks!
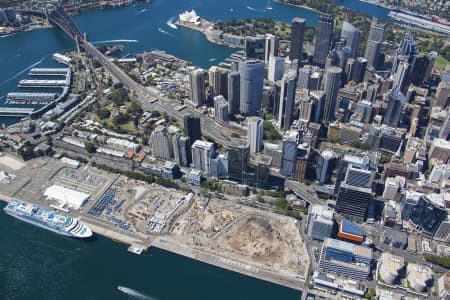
[172,134,190,167]
[239,59,264,114]
[297,65,312,90]
[184,115,201,143]
[227,71,240,115]
[313,14,334,68]
[364,18,385,68]
[439,113,450,140]
[323,66,342,123]
[298,95,313,122]
[424,51,437,84]
[337,46,352,69]
[245,35,266,60]
[214,95,229,123]
[397,30,419,66]
[411,52,437,86]
[188,68,206,107]
[340,21,361,58]
[265,34,280,64]
[335,183,372,222]
[191,140,215,174]
[316,150,337,184]
[248,117,264,153]
[280,131,298,178]
[383,87,406,127]
[208,66,229,99]
[352,57,368,83]
[268,56,285,82]
[289,17,306,62]
[151,126,172,160]
[325,49,340,70]
[392,60,409,90]
[277,69,298,130]
[392,30,418,91]
[228,139,250,182]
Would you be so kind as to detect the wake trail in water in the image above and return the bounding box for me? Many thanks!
[93,39,139,44]
[0,58,45,88]
[158,28,173,36]
[117,286,158,300]
[137,8,147,15]
[1,33,16,38]
[246,6,266,12]
[167,16,178,29]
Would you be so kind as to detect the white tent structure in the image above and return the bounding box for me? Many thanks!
[44,185,89,210]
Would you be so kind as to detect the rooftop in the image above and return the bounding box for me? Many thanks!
[433,138,450,149]
[324,238,373,258]
[380,252,404,273]
[341,218,364,237]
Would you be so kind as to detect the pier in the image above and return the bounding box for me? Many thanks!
[18,79,70,88]
[6,92,59,105]
[19,67,71,88]
[29,68,71,76]
[0,107,35,117]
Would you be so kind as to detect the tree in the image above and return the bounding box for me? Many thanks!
[424,255,450,269]
[127,101,143,115]
[84,142,96,153]
[96,108,110,120]
[380,153,392,164]
[111,89,128,106]
[351,140,371,150]
[112,113,131,126]
[263,121,281,141]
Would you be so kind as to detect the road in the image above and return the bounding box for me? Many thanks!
[80,40,241,147]
[285,180,322,205]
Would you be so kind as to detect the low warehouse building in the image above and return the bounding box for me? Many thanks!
[44,184,90,210]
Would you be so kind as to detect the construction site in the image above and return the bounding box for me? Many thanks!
[170,199,309,279]
[0,155,309,290]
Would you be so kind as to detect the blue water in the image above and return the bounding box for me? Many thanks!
[0,1,393,298]
[0,202,301,300]
[0,0,325,125]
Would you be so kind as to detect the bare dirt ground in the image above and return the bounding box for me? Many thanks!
[170,198,309,277]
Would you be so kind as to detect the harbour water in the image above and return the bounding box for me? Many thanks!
[0,202,300,300]
[0,0,392,125]
[0,1,392,299]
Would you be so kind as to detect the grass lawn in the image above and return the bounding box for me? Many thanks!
[435,55,449,71]
[94,103,139,135]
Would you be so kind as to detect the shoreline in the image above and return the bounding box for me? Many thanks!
[175,19,245,49]
[81,213,305,292]
[0,196,305,292]
[272,0,320,14]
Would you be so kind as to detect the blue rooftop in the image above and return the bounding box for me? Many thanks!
[341,218,364,237]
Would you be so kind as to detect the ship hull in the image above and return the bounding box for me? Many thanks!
[4,207,74,238]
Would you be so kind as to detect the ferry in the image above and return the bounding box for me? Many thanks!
[4,199,92,238]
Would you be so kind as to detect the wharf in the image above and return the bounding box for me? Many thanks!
[0,107,35,117]
[0,194,13,203]
[29,68,70,76]
[6,92,58,105]
[77,215,304,292]
[18,79,69,88]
